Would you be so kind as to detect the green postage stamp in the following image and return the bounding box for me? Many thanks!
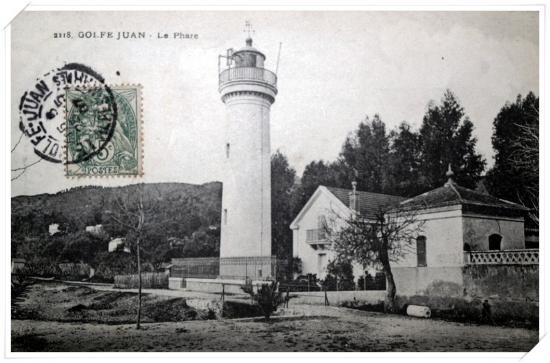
[65,85,143,177]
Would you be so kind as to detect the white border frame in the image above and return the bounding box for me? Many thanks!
[1,1,547,362]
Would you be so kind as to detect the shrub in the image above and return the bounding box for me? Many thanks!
[322,260,355,291]
[241,281,283,320]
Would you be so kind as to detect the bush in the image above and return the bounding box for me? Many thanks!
[241,281,283,320]
[322,260,355,291]
[24,258,62,278]
[256,282,283,320]
[11,273,34,318]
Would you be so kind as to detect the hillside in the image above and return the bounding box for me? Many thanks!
[11,182,222,276]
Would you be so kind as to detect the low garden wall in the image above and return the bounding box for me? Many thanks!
[392,264,538,328]
[289,290,386,306]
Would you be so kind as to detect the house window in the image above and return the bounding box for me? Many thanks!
[223,209,228,225]
[489,234,502,250]
[317,215,327,240]
[225,143,230,158]
[417,236,427,267]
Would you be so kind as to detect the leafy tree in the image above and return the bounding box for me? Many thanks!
[388,122,427,196]
[322,259,355,291]
[56,231,109,264]
[94,250,136,279]
[271,151,297,268]
[486,92,539,224]
[419,90,485,190]
[180,229,220,257]
[293,160,347,215]
[325,206,423,312]
[340,114,393,193]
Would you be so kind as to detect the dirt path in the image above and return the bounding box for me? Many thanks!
[12,306,538,352]
[11,282,539,352]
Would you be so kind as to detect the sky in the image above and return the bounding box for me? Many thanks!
[11,11,539,196]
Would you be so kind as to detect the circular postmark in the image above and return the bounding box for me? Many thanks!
[18,63,117,164]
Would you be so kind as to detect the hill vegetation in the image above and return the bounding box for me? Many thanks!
[12,182,222,279]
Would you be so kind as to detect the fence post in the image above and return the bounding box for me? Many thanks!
[324,286,329,306]
[336,276,339,304]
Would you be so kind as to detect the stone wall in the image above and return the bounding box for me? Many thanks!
[288,290,386,306]
[393,264,538,327]
[463,264,538,302]
[393,266,464,296]
[462,215,525,250]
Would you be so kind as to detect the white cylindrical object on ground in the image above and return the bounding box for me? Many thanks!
[406,305,431,318]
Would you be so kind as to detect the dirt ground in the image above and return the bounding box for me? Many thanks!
[12,282,214,324]
[11,282,539,352]
[12,305,539,352]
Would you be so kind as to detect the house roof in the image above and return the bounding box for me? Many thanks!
[325,187,405,219]
[290,185,405,229]
[399,179,528,217]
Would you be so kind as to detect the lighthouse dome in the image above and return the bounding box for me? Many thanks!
[233,37,265,68]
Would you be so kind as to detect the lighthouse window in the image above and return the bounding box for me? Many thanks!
[223,209,228,225]
[226,143,230,158]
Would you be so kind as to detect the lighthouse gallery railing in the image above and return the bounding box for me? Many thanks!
[219,66,277,87]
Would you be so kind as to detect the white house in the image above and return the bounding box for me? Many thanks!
[291,169,530,295]
[290,183,404,281]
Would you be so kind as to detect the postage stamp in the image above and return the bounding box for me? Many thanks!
[65,85,143,177]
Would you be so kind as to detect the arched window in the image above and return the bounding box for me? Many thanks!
[489,234,502,250]
[417,236,427,267]
[463,243,471,252]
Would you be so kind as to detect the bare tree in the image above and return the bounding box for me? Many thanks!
[11,131,44,181]
[107,185,146,329]
[325,206,423,312]
[511,104,539,225]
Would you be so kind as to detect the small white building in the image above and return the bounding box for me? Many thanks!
[49,223,60,236]
[108,237,129,253]
[291,171,529,295]
[290,184,404,280]
[85,224,106,238]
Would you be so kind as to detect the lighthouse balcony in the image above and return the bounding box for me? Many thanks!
[219,66,277,90]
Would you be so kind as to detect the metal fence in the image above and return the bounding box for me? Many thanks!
[170,256,289,281]
[171,257,219,279]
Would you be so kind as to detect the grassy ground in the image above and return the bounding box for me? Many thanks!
[11,282,539,352]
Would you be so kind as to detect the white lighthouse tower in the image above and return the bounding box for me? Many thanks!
[218,34,278,279]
